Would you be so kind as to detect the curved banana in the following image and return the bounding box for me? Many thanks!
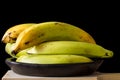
[2,23,36,43]
[13,21,96,53]
[16,54,93,64]
[27,41,113,58]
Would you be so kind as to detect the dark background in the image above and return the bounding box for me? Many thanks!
[0,5,119,78]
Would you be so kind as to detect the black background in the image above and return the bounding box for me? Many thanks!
[0,4,119,78]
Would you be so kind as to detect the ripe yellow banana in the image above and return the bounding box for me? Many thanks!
[27,41,113,58]
[2,23,36,43]
[13,21,96,53]
[16,54,93,64]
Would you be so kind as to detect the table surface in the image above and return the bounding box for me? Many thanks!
[2,70,120,80]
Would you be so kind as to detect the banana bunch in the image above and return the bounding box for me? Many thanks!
[2,21,114,64]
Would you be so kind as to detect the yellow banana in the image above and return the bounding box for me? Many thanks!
[16,54,93,64]
[27,41,113,58]
[2,23,36,43]
[13,21,96,53]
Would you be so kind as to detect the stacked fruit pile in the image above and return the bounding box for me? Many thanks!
[2,21,113,64]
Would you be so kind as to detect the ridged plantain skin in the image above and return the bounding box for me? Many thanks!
[16,54,93,64]
[13,21,96,53]
[27,41,113,58]
[2,23,36,43]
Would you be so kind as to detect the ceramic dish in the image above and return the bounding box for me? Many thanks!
[5,58,103,77]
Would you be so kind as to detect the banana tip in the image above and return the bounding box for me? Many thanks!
[11,50,18,55]
[103,50,114,58]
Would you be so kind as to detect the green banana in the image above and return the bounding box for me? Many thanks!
[5,43,16,58]
[16,54,93,64]
[27,41,113,58]
[5,43,29,58]
[16,48,30,57]
[2,23,36,43]
[12,21,96,53]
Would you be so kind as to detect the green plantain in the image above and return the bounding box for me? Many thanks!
[27,41,113,58]
[12,21,96,53]
[5,43,16,58]
[16,54,93,64]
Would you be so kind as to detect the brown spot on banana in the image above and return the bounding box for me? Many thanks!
[38,33,45,38]
[105,53,109,56]
[24,41,30,45]
[54,22,65,26]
